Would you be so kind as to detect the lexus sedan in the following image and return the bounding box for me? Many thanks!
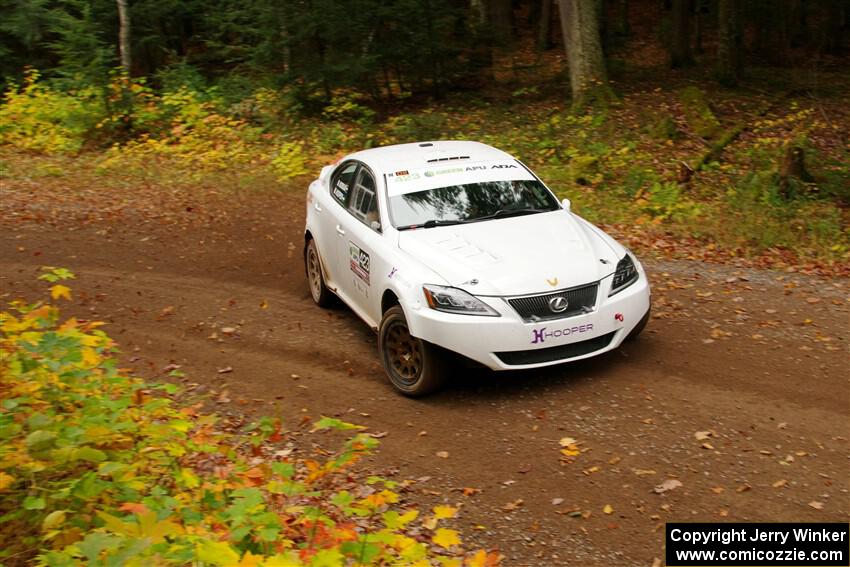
[304,141,650,396]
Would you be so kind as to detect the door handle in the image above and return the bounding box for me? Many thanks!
[313,202,322,212]
[335,225,346,236]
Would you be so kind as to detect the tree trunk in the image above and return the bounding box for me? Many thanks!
[778,144,813,199]
[116,0,131,74]
[694,0,703,53]
[596,0,608,50]
[716,0,741,86]
[785,0,807,48]
[670,0,693,67]
[823,0,847,54]
[558,0,613,109]
[280,7,291,74]
[488,0,514,45]
[529,0,542,26]
[616,0,630,37]
[537,0,554,50]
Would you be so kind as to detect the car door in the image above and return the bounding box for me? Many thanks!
[315,161,359,288]
[334,166,389,326]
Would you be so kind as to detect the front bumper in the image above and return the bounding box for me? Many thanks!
[404,274,651,371]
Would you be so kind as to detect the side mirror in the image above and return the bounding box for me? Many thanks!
[370,220,382,232]
[561,198,571,213]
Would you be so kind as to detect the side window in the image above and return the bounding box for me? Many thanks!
[331,162,358,206]
[347,168,380,230]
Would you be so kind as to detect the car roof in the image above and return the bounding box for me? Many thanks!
[344,140,515,174]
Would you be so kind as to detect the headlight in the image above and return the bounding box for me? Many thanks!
[608,253,639,296]
[422,284,500,316]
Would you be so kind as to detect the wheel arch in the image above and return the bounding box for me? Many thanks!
[381,289,400,315]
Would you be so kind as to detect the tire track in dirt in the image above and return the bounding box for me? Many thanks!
[1,191,847,566]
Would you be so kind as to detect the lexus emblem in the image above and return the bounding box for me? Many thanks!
[548,296,569,313]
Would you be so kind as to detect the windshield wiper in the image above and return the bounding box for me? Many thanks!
[473,207,548,222]
[397,219,468,231]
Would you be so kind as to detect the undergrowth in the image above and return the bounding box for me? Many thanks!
[0,71,848,265]
[0,268,499,566]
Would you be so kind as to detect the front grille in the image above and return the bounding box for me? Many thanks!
[495,331,616,366]
[506,283,599,322]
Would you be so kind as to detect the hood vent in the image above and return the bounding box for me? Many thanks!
[426,155,470,163]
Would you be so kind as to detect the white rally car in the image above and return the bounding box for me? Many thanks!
[304,141,650,396]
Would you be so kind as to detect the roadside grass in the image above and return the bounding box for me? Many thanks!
[0,269,492,566]
[1,71,848,271]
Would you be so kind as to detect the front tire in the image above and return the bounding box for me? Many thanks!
[379,305,447,396]
[305,238,334,307]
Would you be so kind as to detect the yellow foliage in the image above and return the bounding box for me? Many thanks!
[433,505,458,520]
[432,528,461,549]
[50,284,72,301]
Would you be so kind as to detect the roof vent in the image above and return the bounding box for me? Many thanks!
[418,142,434,147]
[426,155,470,163]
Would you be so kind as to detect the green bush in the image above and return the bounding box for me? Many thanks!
[0,268,493,566]
[0,69,106,152]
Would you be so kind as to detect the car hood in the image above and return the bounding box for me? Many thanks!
[397,210,619,296]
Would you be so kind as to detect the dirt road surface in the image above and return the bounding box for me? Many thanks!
[1,177,848,566]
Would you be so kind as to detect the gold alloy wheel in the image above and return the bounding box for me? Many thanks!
[384,320,424,386]
[306,242,323,303]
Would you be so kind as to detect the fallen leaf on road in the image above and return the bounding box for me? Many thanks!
[217,366,233,374]
[653,479,683,494]
[462,487,481,497]
[559,437,577,447]
[259,299,269,309]
[370,431,388,439]
[216,390,231,403]
[711,487,725,494]
[221,327,236,335]
[466,550,502,567]
[736,484,751,493]
[518,463,532,474]
[603,504,614,515]
[694,431,713,441]
[808,501,824,510]
[772,479,788,488]
[433,505,457,519]
[551,498,564,506]
[435,451,449,459]
[50,284,72,301]
[634,468,657,476]
[503,499,524,511]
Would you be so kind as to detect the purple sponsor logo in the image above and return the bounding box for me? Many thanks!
[531,323,594,344]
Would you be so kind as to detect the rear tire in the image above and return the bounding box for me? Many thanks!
[379,305,447,396]
[305,238,334,308]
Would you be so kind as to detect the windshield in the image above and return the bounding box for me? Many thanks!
[390,179,560,229]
